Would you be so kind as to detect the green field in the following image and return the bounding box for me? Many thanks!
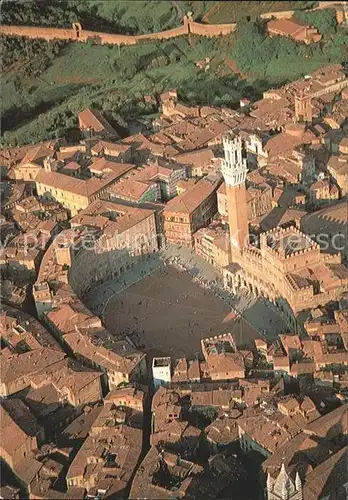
[203,1,318,23]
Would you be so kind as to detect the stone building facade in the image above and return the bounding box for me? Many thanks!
[163,177,220,247]
[0,405,39,469]
[69,202,158,296]
[218,181,273,223]
[193,225,231,268]
[220,134,348,325]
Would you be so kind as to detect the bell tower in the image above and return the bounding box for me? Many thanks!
[221,133,249,253]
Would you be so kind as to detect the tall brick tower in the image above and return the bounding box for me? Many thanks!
[221,134,249,253]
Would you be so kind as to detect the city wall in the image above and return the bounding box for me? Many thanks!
[260,4,346,23]
[316,1,348,8]
[260,11,296,20]
[189,21,236,36]
[1,1,345,46]
[0,18,236,46]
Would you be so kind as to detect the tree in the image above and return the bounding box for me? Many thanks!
[295,9,337,36]
[232,20,267,73]
[115,51,140,80]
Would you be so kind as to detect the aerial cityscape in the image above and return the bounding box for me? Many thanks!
[0,1,347,499]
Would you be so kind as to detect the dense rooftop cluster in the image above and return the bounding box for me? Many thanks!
[0,61,347,499]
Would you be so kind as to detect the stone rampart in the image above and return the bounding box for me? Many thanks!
[0,25,76,41]
[0,19,236,46]
[82,29,137,45]
[260,4,345,24]
[188,21,236,36]
[260,10,296,20]
[136,24,188,41]
[0,2,344,46]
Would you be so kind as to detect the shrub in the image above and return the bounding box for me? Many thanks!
[295,9,337,36]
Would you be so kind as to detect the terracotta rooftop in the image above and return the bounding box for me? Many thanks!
[0,144,45,168]
[0,404,36,462]
[238,407,301,454]
[1,399,41,440]
[164,177,219,215]
[174,148,216,167]
[19,141,57,167]
[267,18,311,37]
[66,415,142,494]
[1,347,66,386]
[88,158,134,177]
[0,307,62,352]
[78,108,118,137]
[35,169,120,198]
[64,332,146,375]
[118,179,156,203]
[206,352,245,377]
[29,357,102,397]
[91,140,131,156]
[303,445,348,500]
[279,334,302,355]
[304,403,348,438]
[328,154,348,175]
[61,161,81,172]
[70,199,155,235]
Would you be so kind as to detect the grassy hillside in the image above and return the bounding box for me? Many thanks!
[203,1,318,23]
[1,0,210,34]
[85,0,177,34]
[1,0,177,34]
[1,14,347,147]
[0,35,238,145]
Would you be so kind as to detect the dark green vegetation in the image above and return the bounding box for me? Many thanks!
[1,0,210,35]
[187,405,219,429]
[294,8,338,36]
[1,8,347,147]
[232,13,345,77]
[0,33,238,146]
[203,1,318,24]
[1,0,176,35]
